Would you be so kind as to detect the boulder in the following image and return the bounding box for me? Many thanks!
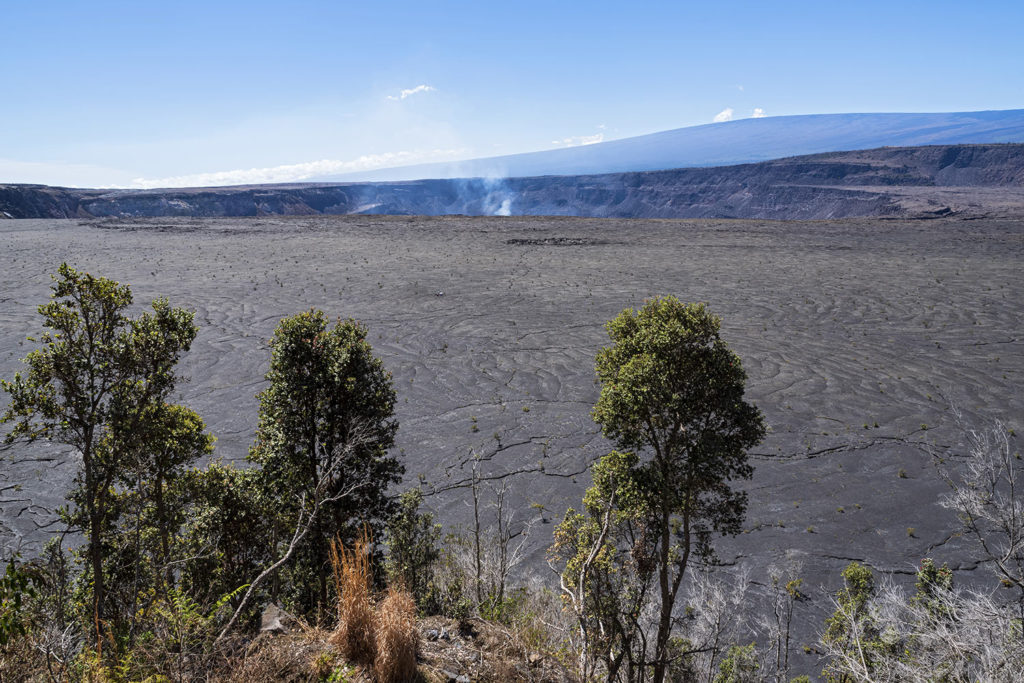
[259,603,295,634]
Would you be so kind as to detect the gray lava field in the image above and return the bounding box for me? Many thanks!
[2,214,1022,655]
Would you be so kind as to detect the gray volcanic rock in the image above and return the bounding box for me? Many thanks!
[2,144,1024,221]
[0,185,99,219]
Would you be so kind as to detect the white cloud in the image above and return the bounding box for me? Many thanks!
[0,158,130,188]
[752,107,766,118]
[713,108,734,123]
[386,84,436,101]
[129,148,467,189]
[550,133,605,148]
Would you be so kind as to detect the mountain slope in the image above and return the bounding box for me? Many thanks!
[312,109,1024,182]
[3,144,1024,221]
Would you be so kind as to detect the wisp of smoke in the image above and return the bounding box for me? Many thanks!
[453,173,515,216]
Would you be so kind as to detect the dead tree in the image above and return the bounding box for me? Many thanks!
[934,411,1024,621]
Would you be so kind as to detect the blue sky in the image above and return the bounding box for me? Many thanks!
[3,0,1022,188]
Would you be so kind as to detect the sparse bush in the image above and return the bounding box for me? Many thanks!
[0,553,45,681]
[759,564,807,681]
[179,462,271,619]
[418,535,474,620]
[820,557,1024,681]
[479,585,529,625]
[715,642,759,682]
[935,413,1024,608]
[820,562,901,682]
[0,554,38,648]
[384,488,441,611]
[131,583,244,679]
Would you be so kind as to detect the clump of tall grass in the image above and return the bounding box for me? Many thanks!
[329,530,419,682]
[373,585,418,683]
[329,530,376,666]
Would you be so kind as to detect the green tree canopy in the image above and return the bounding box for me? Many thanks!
[558,296,765,683]
[1,264,199,648]
[249,310,403,614]
[592,298,765,562]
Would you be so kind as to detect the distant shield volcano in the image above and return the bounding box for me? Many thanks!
[5,143,1024,221]
[309,109,1024,182]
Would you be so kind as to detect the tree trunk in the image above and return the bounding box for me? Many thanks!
[83,438,106,654]
[652,456,673,683]
[309,431,329,615]
[156,470,173,589]
[89,496,105,651]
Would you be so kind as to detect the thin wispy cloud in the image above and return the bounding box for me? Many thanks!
[550,133,604,147]
[713,108,734,123]
[386,84,436,101]
[129,148,467,189]
[752,107,766,118]
[0,158,127,189]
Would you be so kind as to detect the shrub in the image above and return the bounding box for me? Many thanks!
[0,556,38,647]
[384,488,440,610]
[715,642,759,682]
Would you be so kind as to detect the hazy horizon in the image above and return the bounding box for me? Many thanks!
[3,1,1023,188]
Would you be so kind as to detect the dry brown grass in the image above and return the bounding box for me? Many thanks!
[374,585,419,683]
[328,532,421,682]
[219,629,337,682]
[329,530,377,667]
